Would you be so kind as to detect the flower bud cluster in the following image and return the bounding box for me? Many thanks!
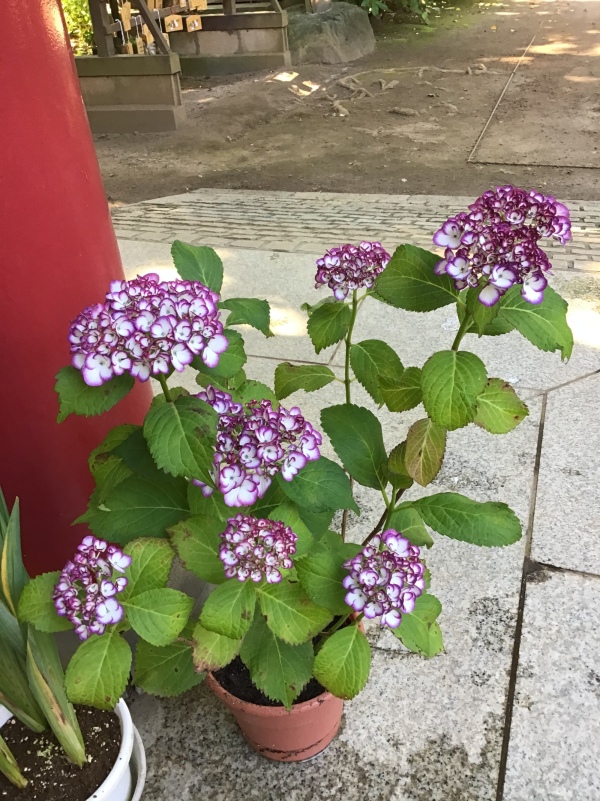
[219,514,297,584]
[315,241,391,301]
[342,530,425,628]
[433,186,571,306]
[53,537,132,641]
[194,386,321,507]
[69,273,228,386]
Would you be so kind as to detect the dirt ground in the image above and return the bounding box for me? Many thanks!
[95,0,600,205]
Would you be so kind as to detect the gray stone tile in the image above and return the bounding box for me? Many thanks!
[332,270,600,393]
[132,352,542,801]
[531,373,600,574]
[503,571,600,801]
[117,240,335,364]
[117,240,600,389]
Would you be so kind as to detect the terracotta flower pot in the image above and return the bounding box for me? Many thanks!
[206,673,343,762]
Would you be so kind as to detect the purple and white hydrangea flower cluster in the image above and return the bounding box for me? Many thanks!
[343,530,425,628]
[219,514,297,584]
[69,273,229,386]
[433,186,571,307]
[315,241,391,301]
[194,386,322,507]
[53,536,132,641]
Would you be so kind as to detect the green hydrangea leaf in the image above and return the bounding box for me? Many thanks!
[55,367,134,423]
[373,245,458,312]
[474,378,529,434]
[277,457,359,515]
[498,285,573,360]
[18,573,71,633]
[393,593,444,657]
[219,297,273,337]
[121,539,174,600]
[171,241,223,292]
[257,580,332,645]
[192,622,241,672]
[412,492,522,546]
[200,579,256,640]
[169,514,226,585]
[123,588,193,646]
[405,418,447,487]
[350,340,403,405]
[274,363,336,400]
[421,350,487,430]
[313,624,371,699]
[65,631,131,710]
[320,404,387,490]
[240,613,313,710]
[307,302,352,354]
[380,367,423,413]
[134,621,203,697]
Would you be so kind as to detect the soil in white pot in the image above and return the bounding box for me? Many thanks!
[0,707,120,801]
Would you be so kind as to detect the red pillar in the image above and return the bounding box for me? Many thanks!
[0,1,152,574]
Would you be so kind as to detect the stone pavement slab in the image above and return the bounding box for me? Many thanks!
[119,241,600,395]
[112,189,600,272]
[531,373,600,575]
[503,570,600,801]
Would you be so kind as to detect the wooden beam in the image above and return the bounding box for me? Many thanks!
[222,0,237,14]
[88,0,116,56]
[199,10,286,29]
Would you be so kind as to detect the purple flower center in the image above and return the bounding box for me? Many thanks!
[315,241,391,301]
[342,530,425,628]
[432,186,571,307]
[219,514,297,584]
[53,536,132,641]
[69,273,228,386]
[193,386,322,507]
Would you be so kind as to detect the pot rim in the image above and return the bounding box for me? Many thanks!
[91,698,134,799]
[206,671,341,717]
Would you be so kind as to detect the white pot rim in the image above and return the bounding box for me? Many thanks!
[0,698,134,801]
[88,698,134,800]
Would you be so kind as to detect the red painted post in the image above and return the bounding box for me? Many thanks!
[0,1,152,574]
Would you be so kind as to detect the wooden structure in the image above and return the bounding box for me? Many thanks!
[87,0,289,59]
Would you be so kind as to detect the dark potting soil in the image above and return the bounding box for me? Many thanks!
[214,656,326,707]
[0,706,121,801]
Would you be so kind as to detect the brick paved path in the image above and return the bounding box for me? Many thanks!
[112,189,600,270]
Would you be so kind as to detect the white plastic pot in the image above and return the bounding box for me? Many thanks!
[90,698,134,801]
[0,698,145,801]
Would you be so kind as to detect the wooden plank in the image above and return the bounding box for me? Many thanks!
[199,10,286,29]
[88,0,116,56]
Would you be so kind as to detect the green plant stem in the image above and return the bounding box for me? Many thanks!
[157,374,173,402]
[362,488,407,546]
[451,312,472,351]
[344,290,359,404]
[341,290,360,541]
[315,610,364,650]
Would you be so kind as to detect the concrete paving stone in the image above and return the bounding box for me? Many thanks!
[503,571,600,801]
[332,270,600,392]
[117,241,336,364]
[531,373,600,575]
[133,350,542,801]
[119,241,600,390]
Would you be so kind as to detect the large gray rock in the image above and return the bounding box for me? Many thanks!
[287,3,376,65]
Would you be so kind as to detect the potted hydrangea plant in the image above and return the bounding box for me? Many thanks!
[51,186,573,762]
